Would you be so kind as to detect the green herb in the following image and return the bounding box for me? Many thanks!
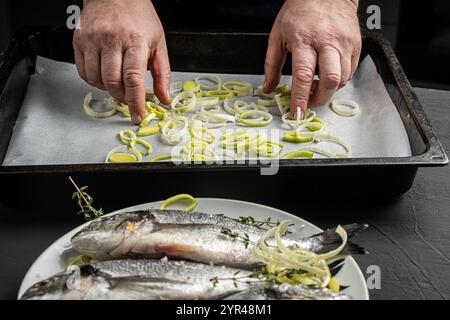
[217,214,293,234]
[69,176,104,221]
[220,227,253,248]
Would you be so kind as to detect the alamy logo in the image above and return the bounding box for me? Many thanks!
[366,5,381,30]
[66,5,81,30]
[366,265,381,289]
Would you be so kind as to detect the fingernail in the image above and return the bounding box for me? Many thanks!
[132,114,142,125]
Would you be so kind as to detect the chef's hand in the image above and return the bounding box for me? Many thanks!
[264,0,361,117]
[73,0,171,124]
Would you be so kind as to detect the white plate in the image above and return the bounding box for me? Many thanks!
[18,198,369,300]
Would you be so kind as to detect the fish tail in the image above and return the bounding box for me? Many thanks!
[309,223,369,256]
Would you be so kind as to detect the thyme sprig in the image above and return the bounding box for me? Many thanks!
[209,266,310,288]
[220,227,254,249]
[217,214,293,234]
[69,176,104,221]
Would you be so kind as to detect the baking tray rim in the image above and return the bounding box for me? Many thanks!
[0,29,448,175]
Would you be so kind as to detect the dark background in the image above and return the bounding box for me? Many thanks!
[0,0,449,88]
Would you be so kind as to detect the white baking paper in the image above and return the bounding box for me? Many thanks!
[2,55,412,166]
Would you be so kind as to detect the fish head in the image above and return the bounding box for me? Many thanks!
[21,266,111,300]
[71,211,153,259]
[20,273,71,300]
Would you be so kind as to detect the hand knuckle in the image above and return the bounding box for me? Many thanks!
[293,66,314,84]
[124,70,143,88]
[323,73,341,89]
[127,32,145,46]
[103,76,122,88]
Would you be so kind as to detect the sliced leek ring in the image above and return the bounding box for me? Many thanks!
[300,147,335,158]
[221,130,250,149]
[281,109,316,127]
[237,110,273,127]
[118,130,137,144]
[197,96,220,107]
[312,133,352,158]
[171,91,197,114]
[237,103,268,115]
[275,94,289,116]
[330,99,360,117]
[150,154,178,162]
[195,75,222,91]
[253,84,290,97]
[254,140,284,158]
[222,81,252,97]
[182,80,200,93]
[257,97,278,107]
[160,194,198,212]
[137,125,160,137]
[204,90,233,100]
[146,102,167,119]
[200,104,221,114]
[134,138,153,156]
[106,145,142,163]
[283,131,314,143]
[189,127,216,144]
[139,113,156,128]
[282,150,314,159]
[170,82,183,95]
[83,93,117,118]
[160,116,189,145]
[196,110,235,124]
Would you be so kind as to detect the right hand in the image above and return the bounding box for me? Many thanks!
[73,0,171,124]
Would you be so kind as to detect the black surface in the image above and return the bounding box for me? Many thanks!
[0,87,449,300]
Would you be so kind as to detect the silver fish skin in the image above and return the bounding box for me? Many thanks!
[21,259,351,300]
[71,209,367,268]
[225,283,351,300]
[21,259,254,300]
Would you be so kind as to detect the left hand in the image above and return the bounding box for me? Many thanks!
[263,0,362,118]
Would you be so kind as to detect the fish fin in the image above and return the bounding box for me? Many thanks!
[328,258,346,277]
[309,223,368,256]
[342,242,368,256]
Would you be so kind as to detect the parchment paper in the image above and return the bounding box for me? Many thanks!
[2,56,412,166]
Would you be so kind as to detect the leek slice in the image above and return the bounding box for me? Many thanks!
[160,194,198,212]
[160,116,189,145]
[146,102,167,119]
[281,150,314,159]
[150,154,177,162]
[118,130,137,144]
[139,113,156,128]
[171,91,197,114]
[282,109,316,127]
[330,99,360,117]
[204,90,233,100]
[83,93,117,118]
[195,75,222,91]
[106,145,142,163]
[189,127,216,144]
[182,80,200,93]
[197,97,220,107]
[222,81,252,97]
[137,125,160,137]
[237,110,273,127]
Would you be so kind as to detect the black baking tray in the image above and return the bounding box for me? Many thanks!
[0,28,447,210]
